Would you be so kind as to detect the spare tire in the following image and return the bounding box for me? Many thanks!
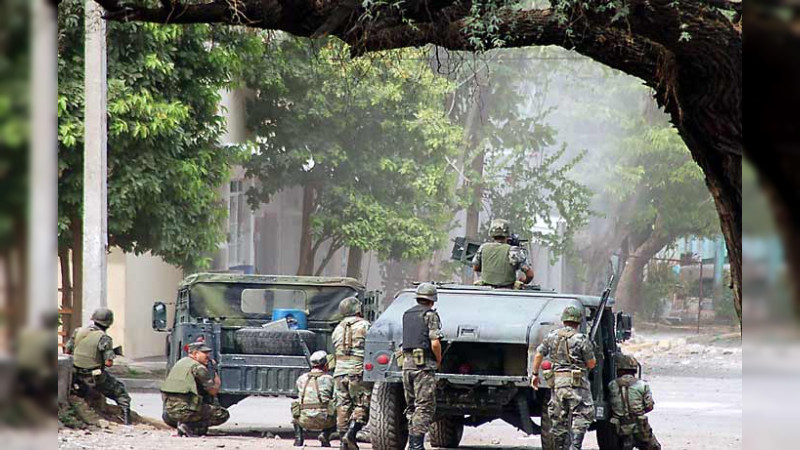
[234,328,316,355]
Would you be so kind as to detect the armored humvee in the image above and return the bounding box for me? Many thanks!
[151,273,380,407]
[363,284,633,450]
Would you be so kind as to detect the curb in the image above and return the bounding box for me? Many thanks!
[120,378,161,391]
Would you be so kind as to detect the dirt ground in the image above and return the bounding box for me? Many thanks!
[57,328,741,450]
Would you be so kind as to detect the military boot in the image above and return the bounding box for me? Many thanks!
[408,434,425,450]
[342,421,362,450]
[570,431,585,450]
[293,423,305,447]
[176,422,196,437]
[121,407,132,425]
[319,427,335,447]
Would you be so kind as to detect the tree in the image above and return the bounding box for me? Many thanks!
[91,0,743,321]
[242,38,461,276]
[58,0,250,329]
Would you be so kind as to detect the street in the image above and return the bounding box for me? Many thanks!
[58,373,741,450]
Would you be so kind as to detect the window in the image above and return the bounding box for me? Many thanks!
[241,288,308,314]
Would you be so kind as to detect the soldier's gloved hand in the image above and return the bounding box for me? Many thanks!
[513,280,524,290]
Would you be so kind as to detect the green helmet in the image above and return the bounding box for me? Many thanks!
[615,353,639,371]
[415,282,438,302]
[338,296,362,317]
[561,305,583,323]
[310,350,329,367]
[489,219,510,238]
[91,307,114,327]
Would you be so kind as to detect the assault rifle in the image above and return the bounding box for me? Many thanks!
[589,268,616,342]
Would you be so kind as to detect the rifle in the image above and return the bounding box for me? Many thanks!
[296,330,313,370]
[589,270,616,342]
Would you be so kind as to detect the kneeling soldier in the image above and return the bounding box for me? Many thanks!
[292,350,337,447]
[161,341,230,436]
[66,307,132,424]
[608,354,661,450]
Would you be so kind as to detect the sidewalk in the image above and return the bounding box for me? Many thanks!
[107,356,166,391]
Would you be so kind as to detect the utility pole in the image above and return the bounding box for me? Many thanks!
[697,250,704,335]
[29,0,58,326]
[82,0,108,325]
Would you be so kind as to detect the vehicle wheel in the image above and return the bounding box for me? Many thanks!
[596,420,623,450]
[369,382,408,450]
[540,389,555,450]
[233,329,316,355]
[429,417,464,448]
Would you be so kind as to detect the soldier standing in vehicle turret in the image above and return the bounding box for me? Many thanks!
[65,307,132,425]
[472,219,534,288]
[333,297,373,450]
[608,354,661,450]
[161,341,230,436]
[402,283,444,450]
[531,305,597,450]
[292,350,337,447]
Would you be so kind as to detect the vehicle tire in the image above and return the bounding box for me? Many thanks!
[233,329,316,355]
[429,417,464,448]
[540,389,555,450]
[369,382,408,450]
[596,419,623,450]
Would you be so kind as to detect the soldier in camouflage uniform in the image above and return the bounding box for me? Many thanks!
[332,296,373,450]
[608,354,661,450]
[402,283,444,450]
[292,350,337,447]
[65,307,132,424]
[472,219,534,288]
[161,341,230,436]
[532,305,597,450]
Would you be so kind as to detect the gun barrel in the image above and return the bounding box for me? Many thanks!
[589,274,614,342]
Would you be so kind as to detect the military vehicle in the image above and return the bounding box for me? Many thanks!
[151,273,380,407]
[363,283,633,450]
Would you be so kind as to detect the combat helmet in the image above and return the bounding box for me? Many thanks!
[338,296,362,317]
[91,307,114,327]
[415,282,438,302]
[488,219,510,238]
[615,353,639,371]
[561,305,583,323]
[310,350,329,367]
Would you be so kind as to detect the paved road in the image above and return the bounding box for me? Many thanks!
[119,374,740,450]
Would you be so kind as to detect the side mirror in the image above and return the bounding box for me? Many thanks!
[615,312,633,342]
[152,301,168,332]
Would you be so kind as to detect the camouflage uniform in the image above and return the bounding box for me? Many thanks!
[294,368,336,431]
[472,219,531,288]
[608,374,661,450]
[536,325,595,449]
[402,308,444,436]
[332,301,372,448]
[161,356,230,432]
[65,324,132,415]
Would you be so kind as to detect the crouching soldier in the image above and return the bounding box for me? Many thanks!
[161,341,230,436]
[292,350,337,447]
[608,354,661,450]
[65,307,132,424]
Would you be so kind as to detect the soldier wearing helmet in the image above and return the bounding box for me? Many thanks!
[332,297,372,450]
[402,283,445,450]
[65,307,132,424]
[292,350,336,447]
[608,354,662,449]
[531,305,597,449]
[472,219,534,288]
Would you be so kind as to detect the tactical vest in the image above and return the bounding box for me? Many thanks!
[299,372,326,410]
[402,304,431,350]
[72,327,105,369]
[335,317,367,357]
[480,243,516,287]
[554,327,578,368]
[161,356,201,396]
[616,376,636,418]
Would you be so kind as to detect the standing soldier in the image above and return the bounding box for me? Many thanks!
[402,283,444,450]
[161,341,230,436]
[472,219,534,288]
[608,354,661,450]
[332,296,372,450]
[65,307,132,425]
[292,350,337,447]
[531,305,597,450]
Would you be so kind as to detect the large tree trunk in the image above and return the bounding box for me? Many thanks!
[70,218,84,330]
[346,247,363,279]
[297,184,316,276]
[615,217,675,314]
[58,245,73,340]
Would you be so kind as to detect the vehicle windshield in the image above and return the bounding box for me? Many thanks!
[189,282,359,324]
